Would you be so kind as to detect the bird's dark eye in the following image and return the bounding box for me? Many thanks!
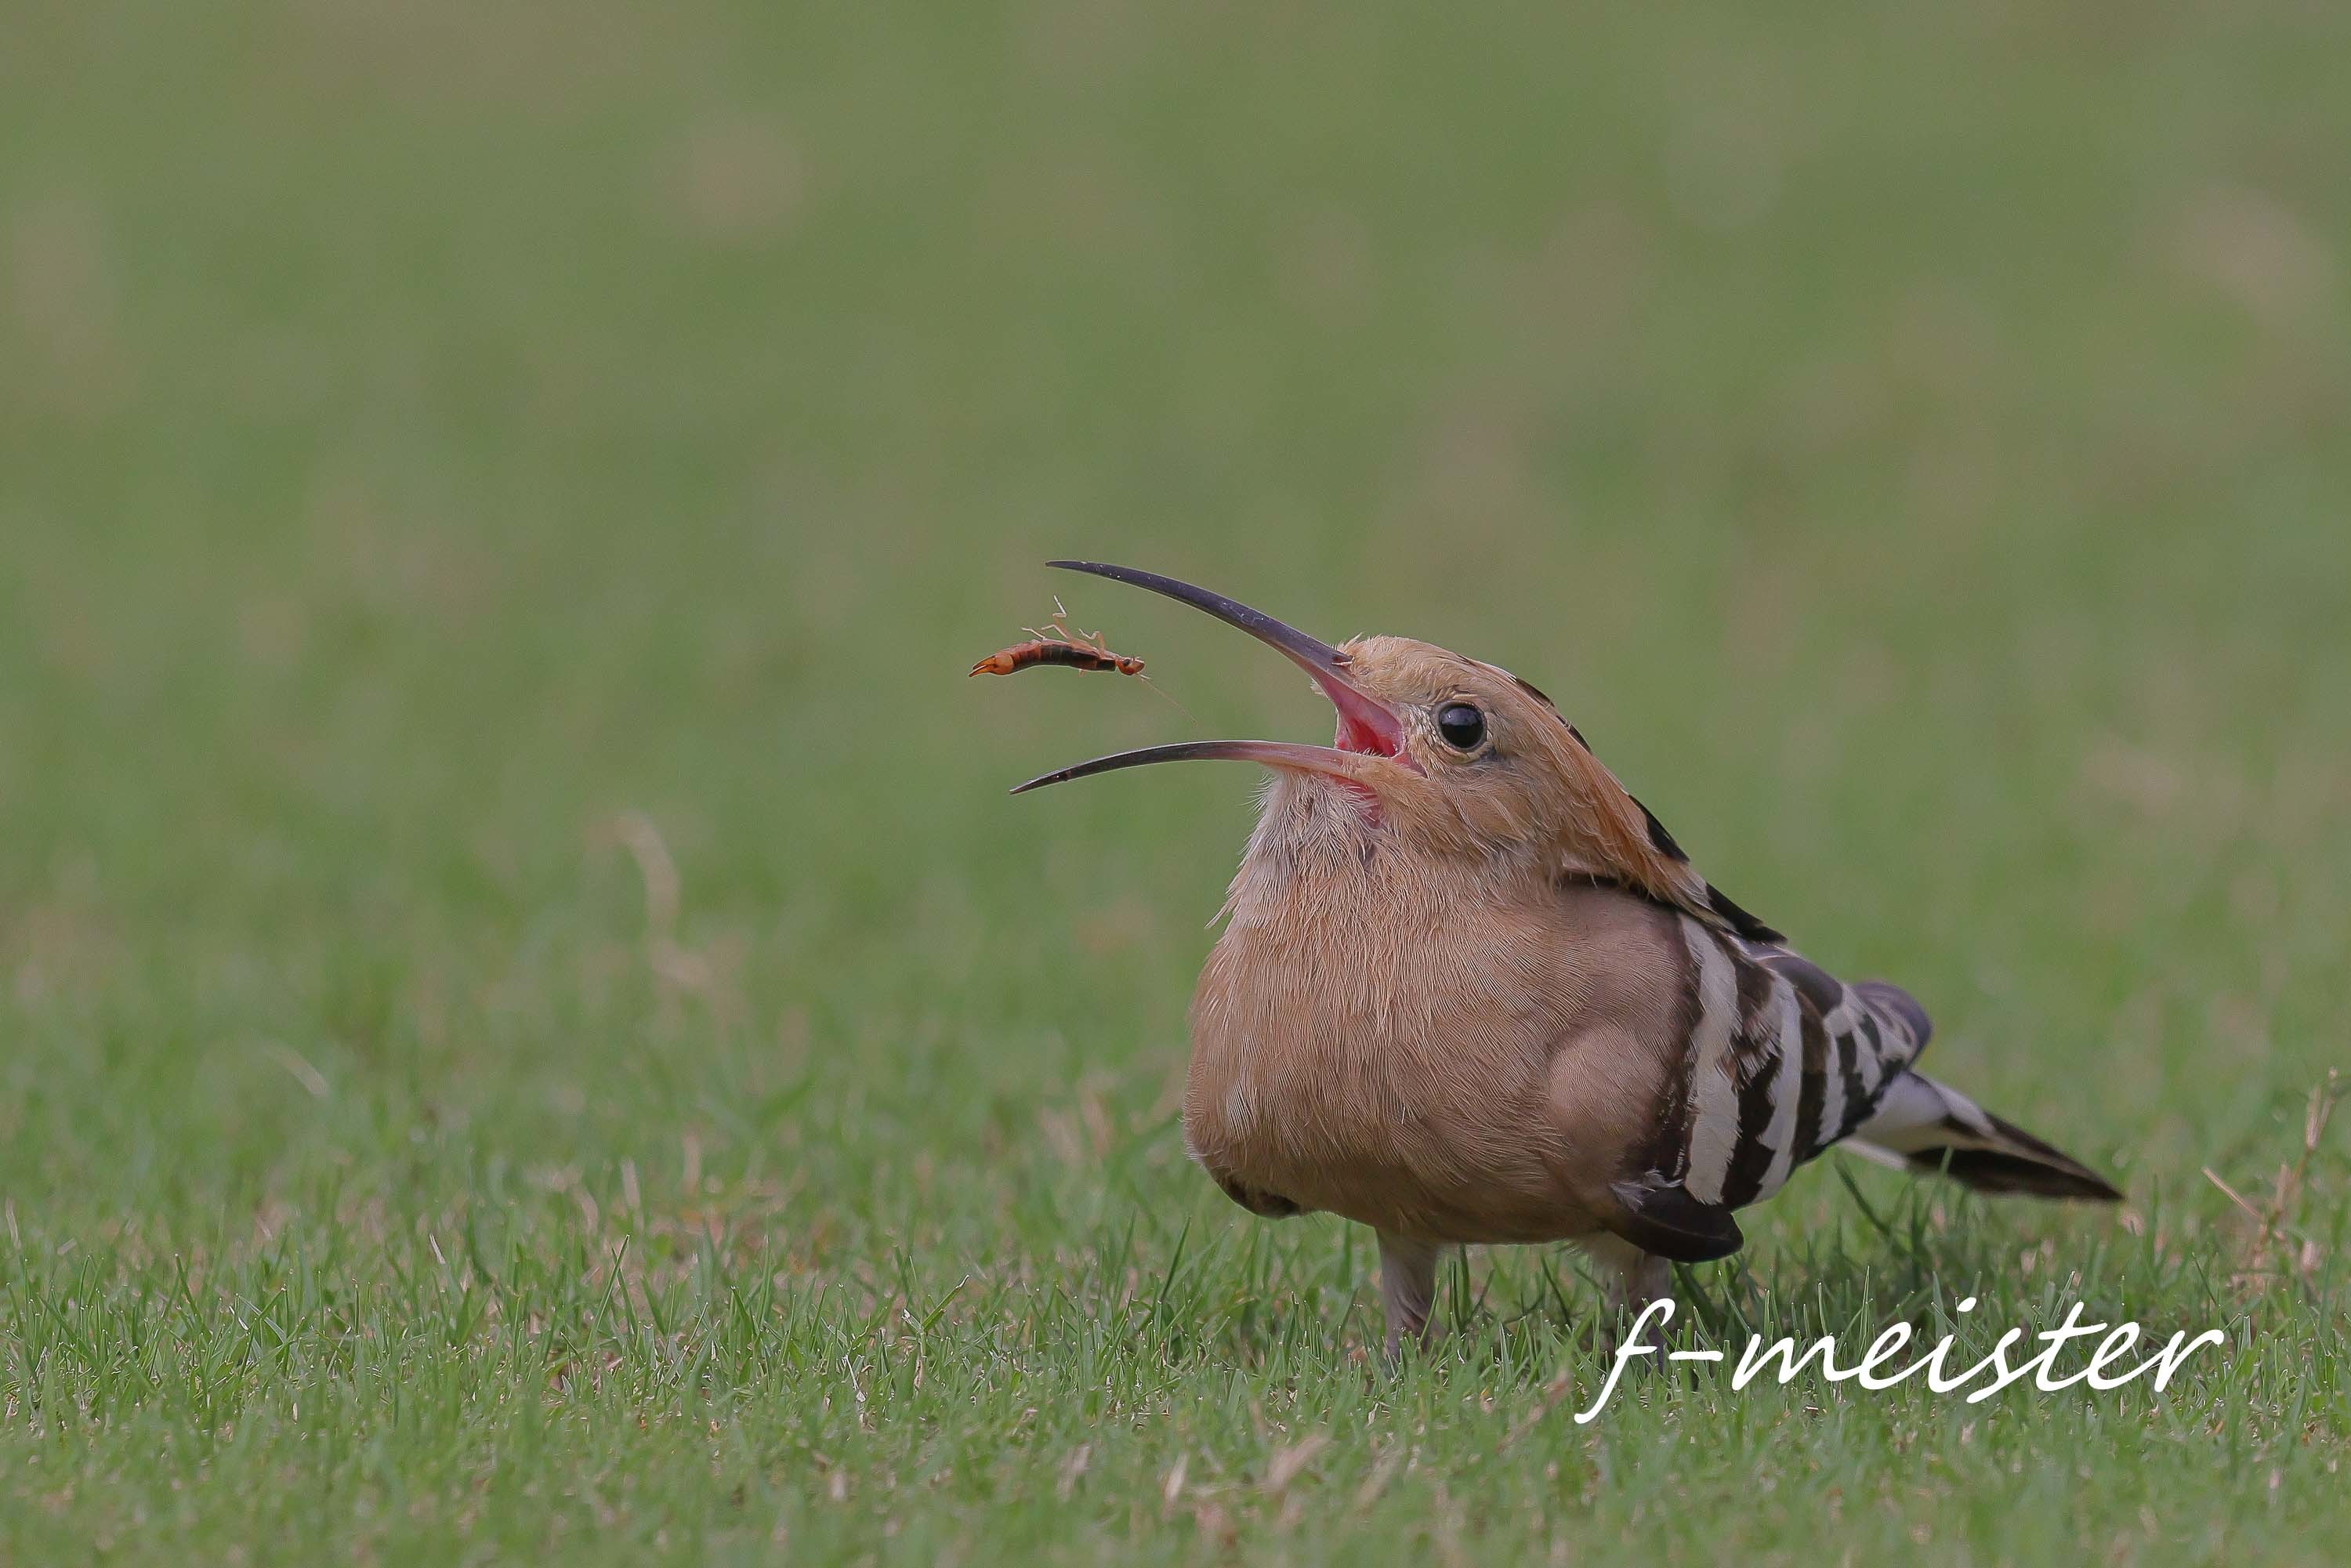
[1436,703,1485,751]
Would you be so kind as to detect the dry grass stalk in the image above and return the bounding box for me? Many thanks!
[2203,1069,2344,1295]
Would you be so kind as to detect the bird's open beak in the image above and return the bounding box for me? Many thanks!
[1010,562,1411,795]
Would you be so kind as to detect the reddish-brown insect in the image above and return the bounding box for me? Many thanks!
[969,641,1147,677]
[969,599,1147,678]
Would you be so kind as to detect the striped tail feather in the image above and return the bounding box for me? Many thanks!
[1849,1070,2122,1202]
[1611,925,2117,1268]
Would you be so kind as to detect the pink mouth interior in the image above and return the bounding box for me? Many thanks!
[1318,673,1407,760]
[1313,675,1416,800]
[1334,707,1399,757]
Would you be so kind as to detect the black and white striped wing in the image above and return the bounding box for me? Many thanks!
[1612,916,1931,1256]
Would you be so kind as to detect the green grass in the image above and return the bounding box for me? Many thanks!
[4,1,2349,1560]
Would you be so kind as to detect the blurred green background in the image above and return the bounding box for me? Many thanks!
[2,2,2346,1562]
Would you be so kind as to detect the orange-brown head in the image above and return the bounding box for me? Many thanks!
[1010,563,1779,942]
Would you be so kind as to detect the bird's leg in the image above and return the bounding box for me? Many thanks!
[1577,1235,1675,1349]
[1603,1249,1672,1318]
[1375,1232,1444,1356]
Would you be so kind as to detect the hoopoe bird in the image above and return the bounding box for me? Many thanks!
[1009,563,2121,1353]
